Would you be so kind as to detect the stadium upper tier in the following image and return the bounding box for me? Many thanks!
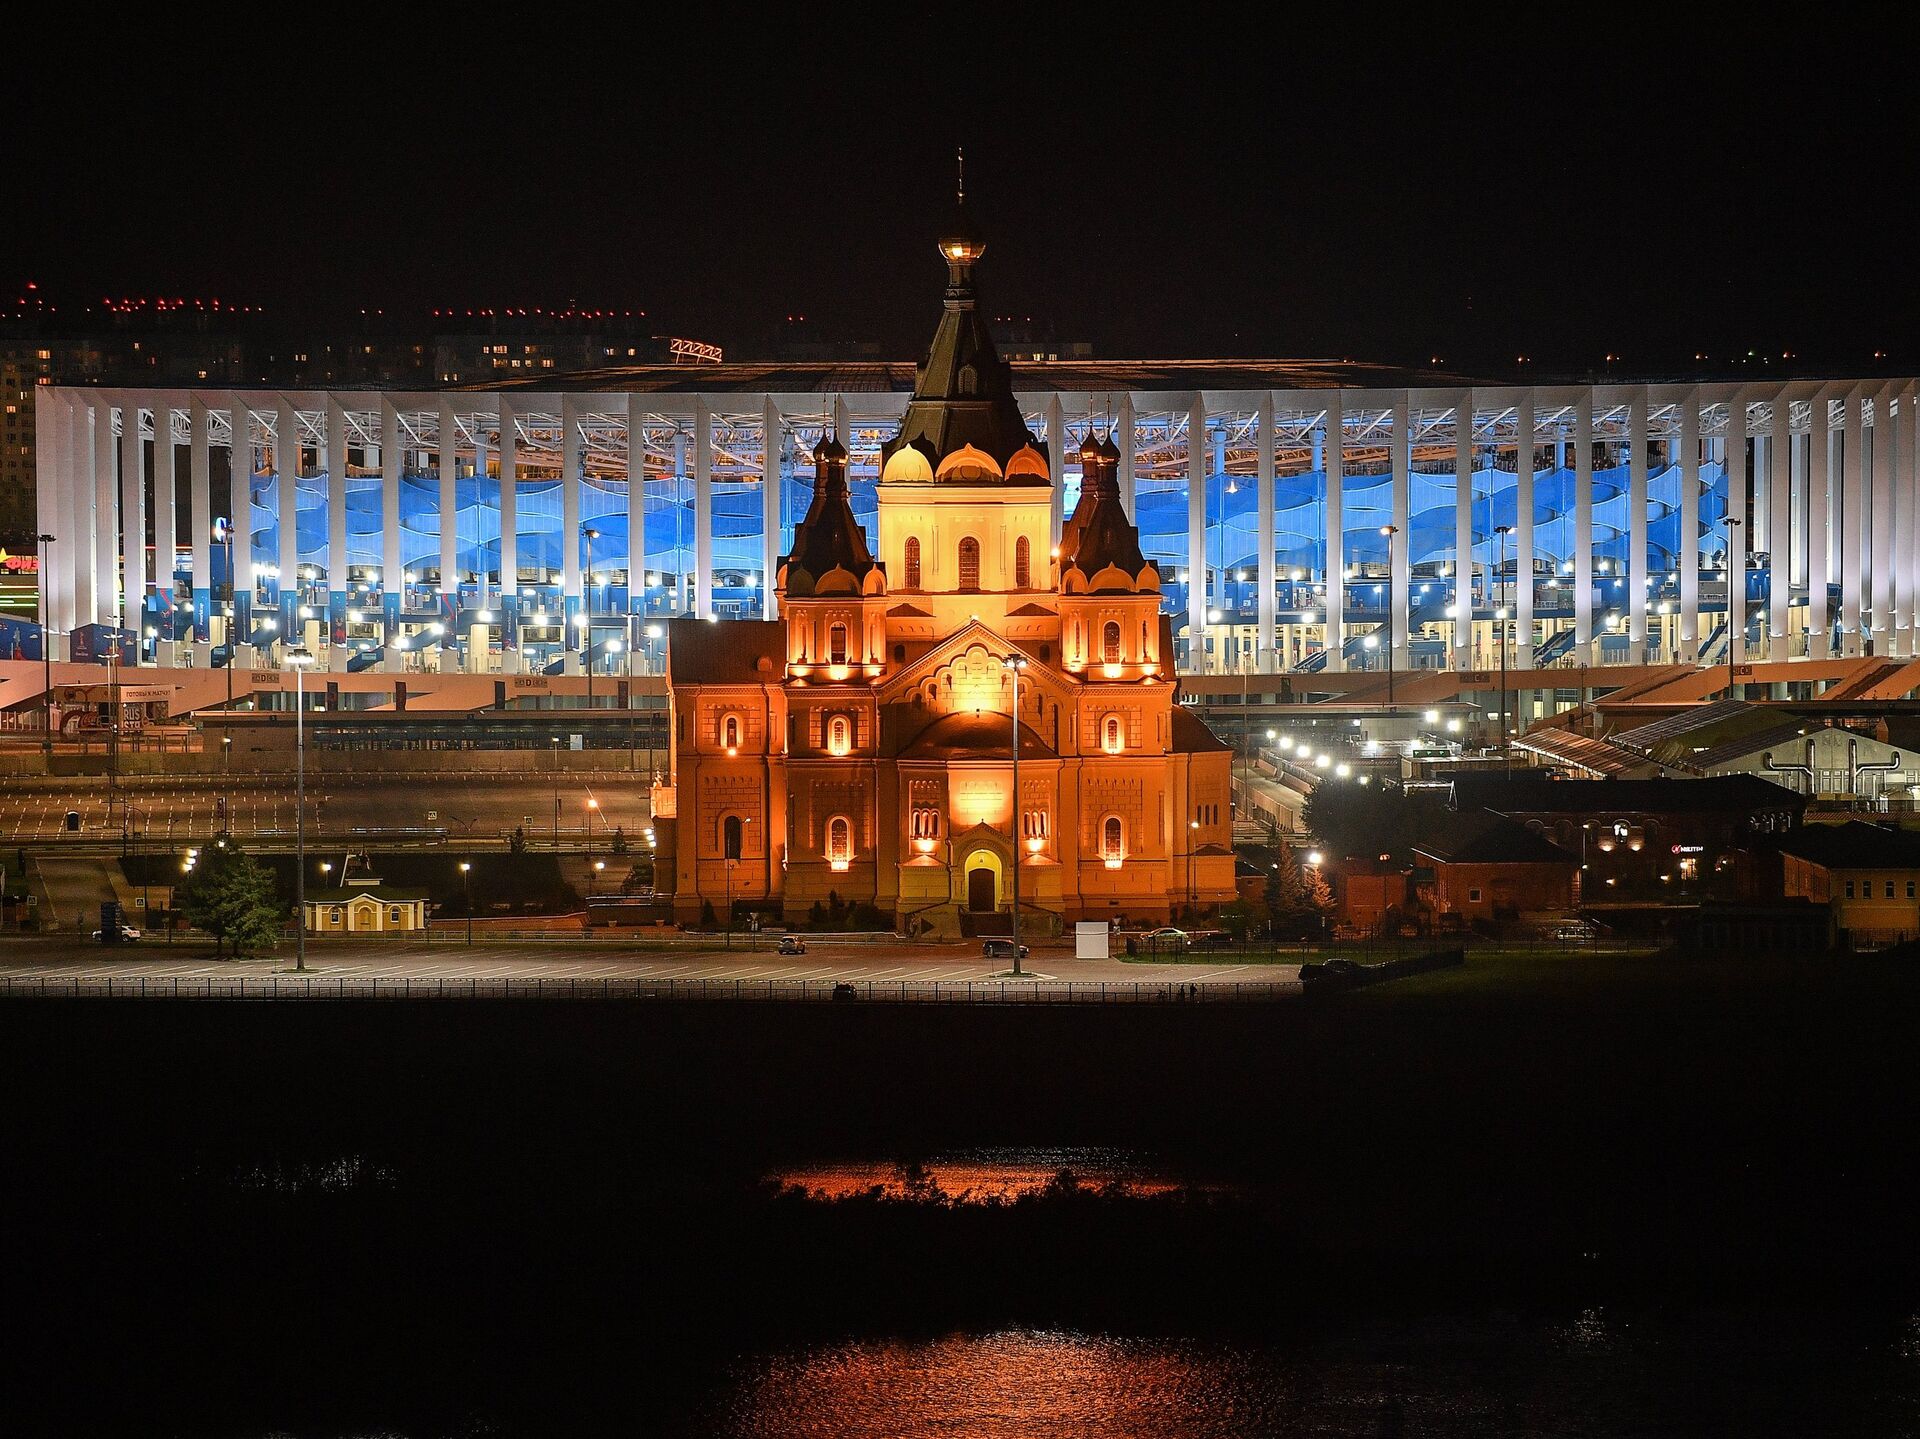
[29,375,1920,674]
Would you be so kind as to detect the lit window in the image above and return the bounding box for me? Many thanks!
[1101,815,1124,867]
[1015,536,1031,588]
[1102,621,1122,665]
[904,537,921,589]
[829,623,848,665]
[828,715,851,756]
[1103,715,1124,755]
[827,816,852,869]
[958,537,980,592]
[721,714,741,749]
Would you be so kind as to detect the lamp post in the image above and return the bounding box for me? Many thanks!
[1188,817,1199,920]
[1378,524,1399,710]
[288,643,315,972]
[459,861,473,945]
[582,526,599,711]
[585,795,599,864]
[36,533,55,762]
[1725,517,1742,701]
[1001,653,1028,976]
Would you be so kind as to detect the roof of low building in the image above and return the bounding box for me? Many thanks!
[1452,771,1804,816]
[664,618,783,686]
[1775,821,1920,869]
[304,886,431,903]
[1414,809,1578,866]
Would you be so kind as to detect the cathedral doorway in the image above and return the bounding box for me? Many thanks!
[967,867,996,912]
[962,849,1003,912]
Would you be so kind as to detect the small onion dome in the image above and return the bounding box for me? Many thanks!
[934,442,1003,482]
[812,433,848,463]
[1006,442,1050,481]
[1077,430,1103,465]
[1096,431,1121,462]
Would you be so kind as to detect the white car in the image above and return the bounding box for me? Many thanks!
[90,924,142,943]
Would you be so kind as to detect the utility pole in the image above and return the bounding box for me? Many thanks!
[1494,524,1514,767]
[289,643,315,972]
[1725,517,1743,701]
[583,526,599,713]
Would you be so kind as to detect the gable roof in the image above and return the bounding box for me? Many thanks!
[305,886,431,903]
[1170,706,1230,754]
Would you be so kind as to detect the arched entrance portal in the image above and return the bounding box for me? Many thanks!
[962,849,1004,912]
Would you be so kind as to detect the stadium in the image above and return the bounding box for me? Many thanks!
[22,368,1920,687]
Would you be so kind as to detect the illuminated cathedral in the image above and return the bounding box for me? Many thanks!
[657,212,1236,933]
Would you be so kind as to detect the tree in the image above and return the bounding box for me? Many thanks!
[1264,854,1310,925]
[1302,782,1447,864]
[1301,862,1335,918]
[1220,897,1261,941]
[178,834,283,959]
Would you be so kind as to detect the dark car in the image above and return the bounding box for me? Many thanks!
[981,939,1030,961]
[831,982,859,1002]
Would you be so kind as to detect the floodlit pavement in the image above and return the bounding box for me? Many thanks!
[0,936,1296,990]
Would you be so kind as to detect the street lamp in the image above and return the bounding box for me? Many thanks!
[585,795,599,863]
[1001,653,1028,976]
[1188,817,1199,920]
[1724,516,1743,700]
[1378,525,1399,710]
[459,861,473,945]
[288,643,316,973]
[551,735,562,845]
[36,533,55,762]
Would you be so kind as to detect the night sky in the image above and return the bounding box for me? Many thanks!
[13,12,1919,375]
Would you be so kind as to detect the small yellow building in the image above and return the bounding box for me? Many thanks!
[1778,821,1920,947]
[658,214,1237,934]
[302,884,432,934]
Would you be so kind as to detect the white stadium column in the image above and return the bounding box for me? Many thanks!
[323,399,350,670]
[275,400,299,637]
[381,398,404,665]
[1678,393,1700,662]
[562,395,583,630]
[1728,398,1749,666]
[1116,392,1136,514]
[33,393,60,629]
[438,400,458,607]
[1872,383,1897,653]
[152,401,177,613]
[1574,394,1593,658]
[1256,392,1276,671]
[1840,390,1864,654]
[1628,390,1650,654]
[1453,391,1473,669]
[120,400,147,634]
[1391,394,1411,674]
[1323,390,1345,674]
[1896,382,1912,649]
[1186,395,1207,670]
[1769,394,1790,655]
[627,394,646,621]
[762,397,781,621]
[694,399,714,620]
[94,397,118,626]
[1806,395,1831,659]
[189,398,210,647]
[1046,394,1066,543]
[498,397,517,603]
[1516,389,1536,669]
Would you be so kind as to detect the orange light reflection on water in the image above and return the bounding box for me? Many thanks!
[715,1330,1279,1439]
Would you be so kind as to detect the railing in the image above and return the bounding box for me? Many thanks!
[0,975,1301,1004]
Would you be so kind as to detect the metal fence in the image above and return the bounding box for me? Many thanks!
[0,975,1301,1004]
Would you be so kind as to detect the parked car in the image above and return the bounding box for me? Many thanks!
[90,924,141,943]
[777,935,808,955]
[981,938,1030,960]
[831,982,859,1002]
[1139,926,1192,953]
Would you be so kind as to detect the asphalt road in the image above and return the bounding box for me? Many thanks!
[0,936,1296,990]
[0,777,653,846]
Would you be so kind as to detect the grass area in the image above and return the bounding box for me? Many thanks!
[1118,941,1657,966]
